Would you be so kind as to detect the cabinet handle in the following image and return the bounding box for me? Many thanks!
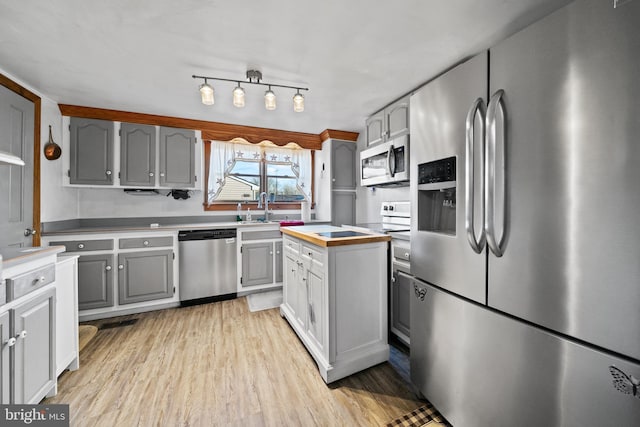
[106,170,112,176]
[77,243,85,249]
[309,303,315,323]
[149,172,154,177]
[6,337,16,347]
[105,265,112,271]
[118,264,124,270]
[143,240,150,246]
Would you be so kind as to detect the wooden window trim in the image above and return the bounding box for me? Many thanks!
[202,141,315,211]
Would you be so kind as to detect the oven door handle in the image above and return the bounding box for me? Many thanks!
[387,144,396,178]
[465,97,486,254]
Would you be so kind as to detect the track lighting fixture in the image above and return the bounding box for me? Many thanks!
[192,70,308,112]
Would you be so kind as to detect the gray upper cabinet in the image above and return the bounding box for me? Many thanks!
[120,123,156,187]
[365,110,385,147]
[118,249,173,305]
[331,140,357,190]
[77,254,114,310]
[241,242,274,287]
[159,127,196,188]
[365,95,410,147]
[70,117,114,185]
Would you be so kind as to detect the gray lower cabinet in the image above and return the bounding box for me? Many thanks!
[331,191,356,226]
[0,311,9,404]
[274,241,283,283]
[159,127,196,188]
[392,271,411,339]
[120,123,156,187]
[241,242,274,287]
[77,254,114,310]
[118,250,173,304]
[13,287,56,404]
[69,117,114,185]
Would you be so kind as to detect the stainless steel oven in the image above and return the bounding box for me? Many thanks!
[360,135,409,187]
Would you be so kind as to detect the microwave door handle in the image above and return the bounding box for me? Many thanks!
[465,97,486,254]
[387,145,396,177]
[485,89,506,257]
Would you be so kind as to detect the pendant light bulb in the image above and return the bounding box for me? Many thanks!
[293,90,305,112]
[199,80,214,105]
[233,84,245,108]
[265,86,277,110]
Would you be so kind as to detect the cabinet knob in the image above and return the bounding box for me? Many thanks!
[404,252,410,259]
[391,275,396,283]
[160,172,165,177]
[143,240,150,246]
[269,251,273,255]
[105,265,112,271]
[17,330,27,339]
[77,243,85,249]
[37,276,46,283]
[118,264,124,270]
[23,228,36,236]
[149,172,154,177]
[6,337,16,347]
[332,178,336,182]
[106,170,112,176]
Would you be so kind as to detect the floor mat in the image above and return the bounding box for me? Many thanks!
[384,402,450,427]
[246,289,283,312]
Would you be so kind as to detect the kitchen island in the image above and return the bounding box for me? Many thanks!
[280,225,391,383]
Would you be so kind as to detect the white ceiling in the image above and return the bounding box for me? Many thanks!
[0,0,571,135]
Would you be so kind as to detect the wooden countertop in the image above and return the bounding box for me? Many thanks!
[280,225,391,247]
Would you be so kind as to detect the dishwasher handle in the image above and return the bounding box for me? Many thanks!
[178,229,237,241]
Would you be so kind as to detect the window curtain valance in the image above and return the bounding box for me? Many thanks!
[207,140,312,204]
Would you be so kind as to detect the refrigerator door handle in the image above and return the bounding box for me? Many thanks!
[485,89,506,257]
[465,97,486,254]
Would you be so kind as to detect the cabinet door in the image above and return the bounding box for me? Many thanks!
[331,191,356,226]
[118,249,174,305]
[55,257,79,376]
[120,123,156,187]
[159,127,195,188]
[241,242,274,287]
[385,96,410,140]
[13,287,56,404]
[70,117,114,185]
[392,271,411,339]
[274,240,283,283]
[365,110,385,146]
[283,252,299,321]
[331,140,357,190]
[0,311,9,404]
[306,269,325,354]
[78,254,114,310]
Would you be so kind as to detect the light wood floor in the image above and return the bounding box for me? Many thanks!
[45,297,424,426]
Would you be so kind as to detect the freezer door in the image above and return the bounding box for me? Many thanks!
[410,52,488,303]
[487,0,640,360]
[410,279,640,427]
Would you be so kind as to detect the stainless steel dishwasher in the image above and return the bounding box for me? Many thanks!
[178,228,237,303]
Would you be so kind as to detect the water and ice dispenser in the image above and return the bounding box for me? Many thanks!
[417,157,457,235]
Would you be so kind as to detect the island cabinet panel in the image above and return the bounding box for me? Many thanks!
[0,311,9,404]
[280,231,389,383]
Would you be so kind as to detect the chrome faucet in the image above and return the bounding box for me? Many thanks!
[257,192,270,222]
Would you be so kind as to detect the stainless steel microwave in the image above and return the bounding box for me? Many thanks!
[360,135,409,187]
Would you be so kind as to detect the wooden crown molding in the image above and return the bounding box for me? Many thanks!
[58,104,359,150]
[319,129,359,143]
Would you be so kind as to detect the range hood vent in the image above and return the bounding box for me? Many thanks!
[123,188,160,196]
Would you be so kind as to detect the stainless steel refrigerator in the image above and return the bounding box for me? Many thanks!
[409,0,640,425]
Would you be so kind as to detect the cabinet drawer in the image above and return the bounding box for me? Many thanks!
[119,236,173,249]
[49,239,114,252]
[284,236,300,253]
[392,244,411,262]
[6,264,56,301]
[301,244,324,266]
[242,230,282,241]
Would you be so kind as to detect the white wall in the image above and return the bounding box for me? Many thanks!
[354,134,410,223]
